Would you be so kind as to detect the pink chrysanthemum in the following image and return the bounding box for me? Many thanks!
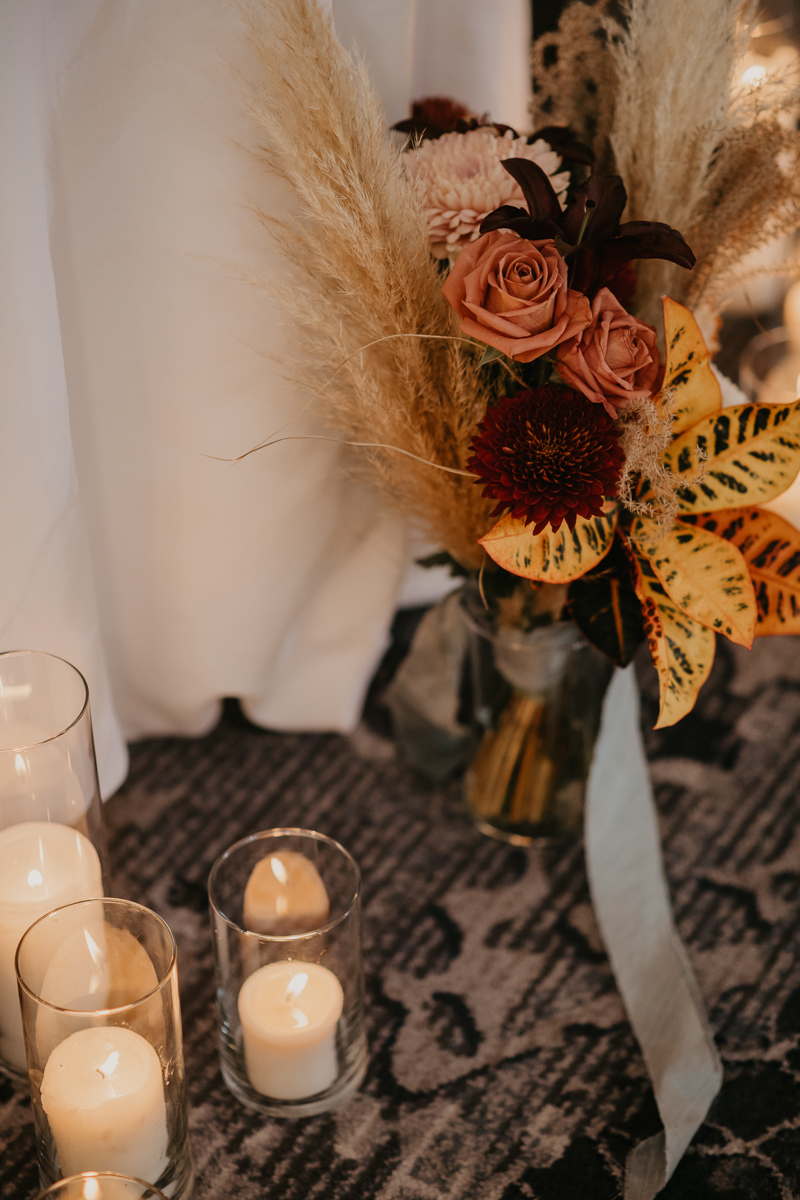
[405,129,571,257]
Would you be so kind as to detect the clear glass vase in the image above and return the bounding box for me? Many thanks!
[16,899,193,1199]
[0,650,108,1078]
[461,587,613,843]
[35,1174,168,1200]
[208,829,367,1118]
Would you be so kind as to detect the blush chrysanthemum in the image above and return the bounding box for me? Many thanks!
[405,129,570,256]
[468,387,625,535]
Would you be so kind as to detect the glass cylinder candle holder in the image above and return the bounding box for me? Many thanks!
[16,899,193,1200]
[739,326,800,404]
[0,650,108,1079]
[35,1173,168,1200]
[209,829,367,1118]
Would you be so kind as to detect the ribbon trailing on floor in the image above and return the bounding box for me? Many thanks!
[585,665,722,1199]
[386,613,721,1196]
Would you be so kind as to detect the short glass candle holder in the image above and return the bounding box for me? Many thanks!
[0,650,108,1079]
[739,326,800,404]
[35,1173,168,1200]
[16,899,193,1199]
[209,829,367,1118]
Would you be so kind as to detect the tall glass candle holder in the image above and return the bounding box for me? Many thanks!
[0,650,108,1078]
[16,899,193,1200]
[35,1173,168,1200]
[209,829,367,1118]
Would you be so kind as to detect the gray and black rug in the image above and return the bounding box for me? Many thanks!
[2,633,800,1199]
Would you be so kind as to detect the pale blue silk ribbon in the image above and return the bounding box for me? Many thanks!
[585,666,723,1199]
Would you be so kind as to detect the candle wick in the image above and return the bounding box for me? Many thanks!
[95,1050,119,1078]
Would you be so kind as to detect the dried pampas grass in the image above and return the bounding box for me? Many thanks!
[237,0,493,568]
[608,0,800,322]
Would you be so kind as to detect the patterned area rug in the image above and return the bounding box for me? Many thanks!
[2,635,800,1199]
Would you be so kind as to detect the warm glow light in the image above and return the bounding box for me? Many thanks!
[285,971,308,1001]
[742,63,768,87]
[82,1179,101,1200]
[26,869,43,887]
[84,928,105,967]
[14,753,27,777]
[269,856,288,885]
[96,1050,119,1079]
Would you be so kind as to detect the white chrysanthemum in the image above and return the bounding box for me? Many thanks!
[405,129,571,257]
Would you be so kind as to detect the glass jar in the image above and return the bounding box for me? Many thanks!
[462,588,613,843]
[209,829,367,1118]
[0,650,108,1078]
[35,1174,168,1200]
[16,899,193,1199]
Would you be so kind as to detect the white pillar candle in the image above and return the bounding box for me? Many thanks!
[0,821,103,1071]
[35,920,161,1063]
[243,851,329,935]
[238,960,343,1100]
[40,1025,169,1183]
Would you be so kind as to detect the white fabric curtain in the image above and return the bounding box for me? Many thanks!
[0,0,531,796]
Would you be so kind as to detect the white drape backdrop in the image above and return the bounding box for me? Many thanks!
[0,0,531,797]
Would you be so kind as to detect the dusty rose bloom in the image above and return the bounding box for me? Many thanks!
[442,231,591,363]
[556,287,660,416]
[405,129,570,257]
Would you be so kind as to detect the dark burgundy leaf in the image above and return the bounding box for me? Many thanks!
[479,205,560,242]
[500,158,562,223]
[616,222,696,269]
[566,243,601,295]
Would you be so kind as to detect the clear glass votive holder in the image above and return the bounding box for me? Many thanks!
[0,650,108,1079]
[16,899,193,1200]
[739,325,800,404]
[35,1173,168,1200]
[208,829,367,1118]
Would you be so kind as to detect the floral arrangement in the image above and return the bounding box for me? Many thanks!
[240,0,800,730]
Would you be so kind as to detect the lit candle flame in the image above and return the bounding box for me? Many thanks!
[95,1050,119,1079]
[14,753,27,777]
[82,1178,101,1200]
[26,869,43,888]
[285,972,308,1001]
[84,928,105,968]
[269,856,288,885]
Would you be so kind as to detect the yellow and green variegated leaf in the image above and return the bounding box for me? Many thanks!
[630,515,756,648]
[629,544,716,728]
[665,399,800,514]
[659,297,721,436]
[478,508,618,583]
[682,507,800,636]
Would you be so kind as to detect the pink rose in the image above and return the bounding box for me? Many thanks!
[441,231,591,363]
[556,287,659,417]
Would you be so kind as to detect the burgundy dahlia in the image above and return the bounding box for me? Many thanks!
[468,386,625,535]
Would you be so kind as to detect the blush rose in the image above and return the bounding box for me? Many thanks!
[556,287,659,416]
[441,231,591,363]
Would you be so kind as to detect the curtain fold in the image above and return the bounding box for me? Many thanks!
[1,0,532,792]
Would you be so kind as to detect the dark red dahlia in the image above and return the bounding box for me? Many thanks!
[467,386,625,535]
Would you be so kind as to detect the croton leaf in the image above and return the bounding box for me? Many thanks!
[629,516,756,648]
[566,539,645,666]
[478,508,617,583]
[660,297,721,436]
[666,399,800,514]
[630,547,716,728]
[682,507,800,636]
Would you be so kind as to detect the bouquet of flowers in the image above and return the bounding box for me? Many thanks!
[239,0,800,736]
